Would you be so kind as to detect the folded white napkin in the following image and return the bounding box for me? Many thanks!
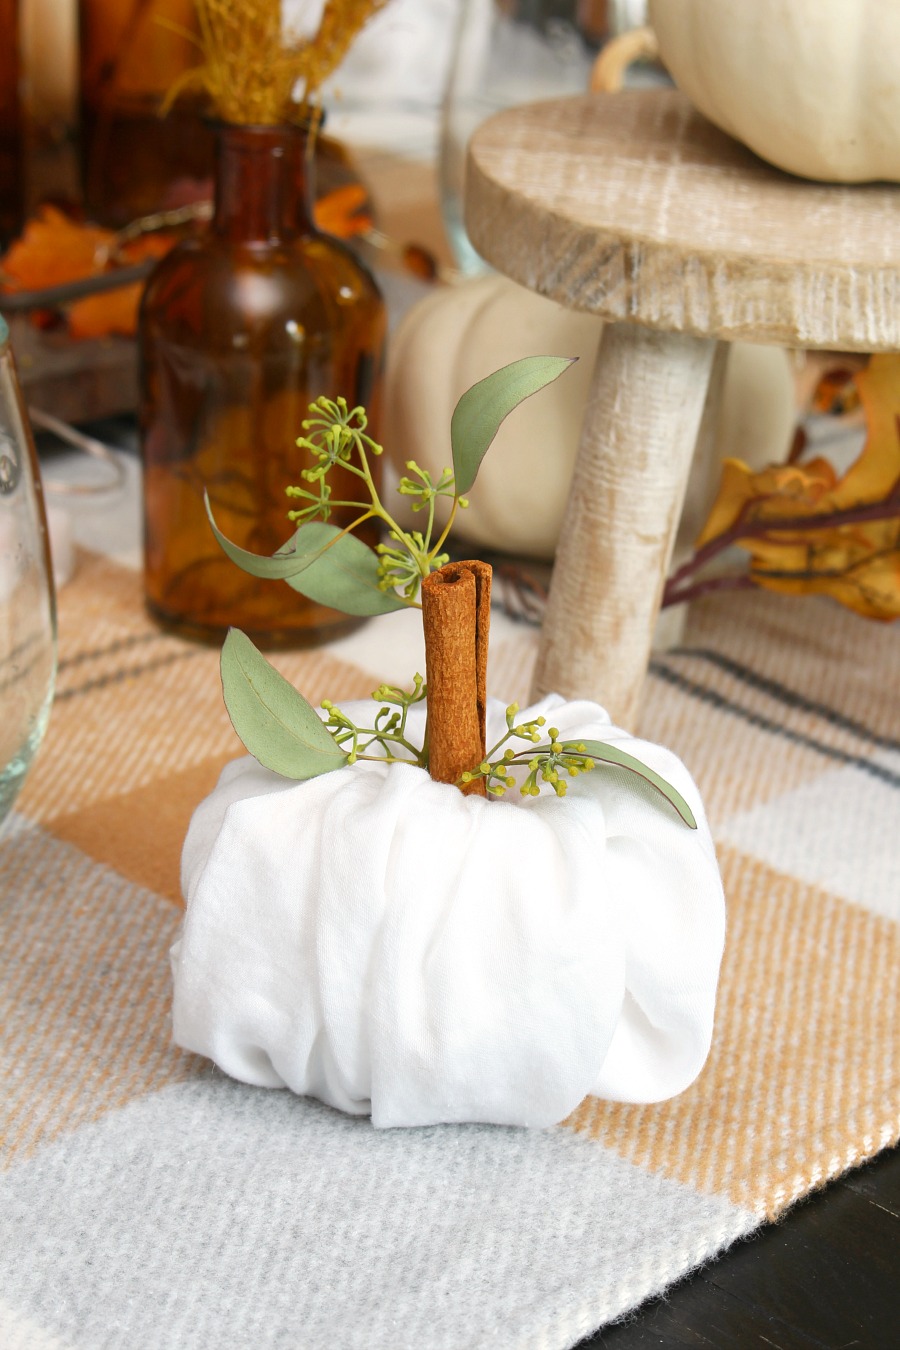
[173,695,725,1128]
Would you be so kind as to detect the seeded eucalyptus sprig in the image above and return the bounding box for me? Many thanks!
[207,357,574,617]
[456,702,697,825]
[320,677,428,767]
[210,355,697,828]
[459,707,589,798]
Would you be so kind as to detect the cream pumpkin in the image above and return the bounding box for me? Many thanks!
[648,0,900,183]
[384,274,795,560]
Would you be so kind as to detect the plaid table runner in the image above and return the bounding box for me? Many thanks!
[1,551,897,1349]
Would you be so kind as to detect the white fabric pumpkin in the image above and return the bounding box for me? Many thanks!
[172,694,725,1129]
[384,275,794,560]
[649,0,900,182]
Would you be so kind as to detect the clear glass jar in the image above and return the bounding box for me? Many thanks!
[440,0,607,275]
[0,315,57,827]
[138,121,387,647]
[609,0,648,34]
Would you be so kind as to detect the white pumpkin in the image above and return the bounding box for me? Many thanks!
[649,0,900,182]
[384,274,795,560]
[173,694,725,1128]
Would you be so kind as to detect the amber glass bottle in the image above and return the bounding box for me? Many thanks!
[78,0,212,225]
[138,121,386,647]
[0,0,24,246]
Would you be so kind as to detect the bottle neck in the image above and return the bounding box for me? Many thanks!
[211,123,314,242]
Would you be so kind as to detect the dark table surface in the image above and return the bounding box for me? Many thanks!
[580,1144,899,1349]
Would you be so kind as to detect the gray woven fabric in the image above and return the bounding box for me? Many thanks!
[0,1078,754,1350]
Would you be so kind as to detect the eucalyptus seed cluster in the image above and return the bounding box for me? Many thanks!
[375,460,468,595]
[320,677,428,768]
[397,460,465,512]
[375,531,446,598]
[284,403,467,603]
[285,396,382,526]
[459,703,598,798]
[517,739,597,799]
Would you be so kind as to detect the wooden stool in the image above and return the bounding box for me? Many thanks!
[466,89,900,728]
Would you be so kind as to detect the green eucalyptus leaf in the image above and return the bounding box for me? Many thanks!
[221,628,348,780]
[564,739,698,829]
[205,493,322,580]
[450,355,575,495]
[284,521,408,616]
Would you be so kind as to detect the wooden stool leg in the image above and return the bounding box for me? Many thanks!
[530,322,717,729]
[654,339,729,651]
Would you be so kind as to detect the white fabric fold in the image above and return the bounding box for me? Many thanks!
[173,695,725,1128]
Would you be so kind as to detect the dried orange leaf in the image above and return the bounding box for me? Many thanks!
[695,457,838,549]
[1,208,179,338]
[1,206,114,291]
[831,354,900,509]
[68,284,146,340]
[753,548,900,621]
[691,352,900,623]
[693,459,754,547]
[313,185,372,239]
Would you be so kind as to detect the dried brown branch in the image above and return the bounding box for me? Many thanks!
[663,477,900,607]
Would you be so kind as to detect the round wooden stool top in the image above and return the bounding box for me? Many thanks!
[466,89,900,353]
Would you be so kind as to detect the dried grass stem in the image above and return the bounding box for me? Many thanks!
[173,0,388,126]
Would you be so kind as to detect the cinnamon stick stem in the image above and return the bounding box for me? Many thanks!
[421,560,491,796]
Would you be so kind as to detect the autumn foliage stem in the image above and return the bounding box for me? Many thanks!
[665,490,900,602]
[662,573,755,608]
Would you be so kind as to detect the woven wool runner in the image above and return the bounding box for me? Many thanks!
[1,551,898,1350]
